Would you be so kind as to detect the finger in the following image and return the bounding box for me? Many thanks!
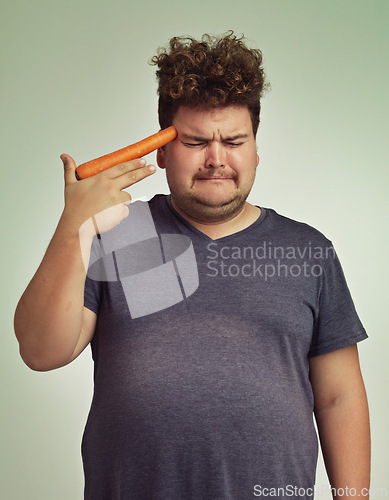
[60,154,78,185]
[116,163,156,190]
[106,158,150,179]
[120,190,132,204]
[92,202,131,235]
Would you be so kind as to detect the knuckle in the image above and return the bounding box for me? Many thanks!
[117,163,127,173]
[127,171,137,184]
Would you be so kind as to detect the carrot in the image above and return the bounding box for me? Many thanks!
[75,126,177,180]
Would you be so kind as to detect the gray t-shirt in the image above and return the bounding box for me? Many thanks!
[82,194,367,499]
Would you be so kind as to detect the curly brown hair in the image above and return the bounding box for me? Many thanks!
[150,31,268,136]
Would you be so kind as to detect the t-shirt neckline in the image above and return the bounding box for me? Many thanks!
[165,195,267,243]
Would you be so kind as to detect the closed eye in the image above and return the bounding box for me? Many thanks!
[182,141,207,148]
[183,141,244,147]
[224,141,244,147]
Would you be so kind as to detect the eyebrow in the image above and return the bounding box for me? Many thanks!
[180,133,250,142]
[223,134,250,141]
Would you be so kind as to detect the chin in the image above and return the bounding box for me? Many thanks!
[172,191,249,223]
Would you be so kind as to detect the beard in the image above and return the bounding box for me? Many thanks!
[168,172,254,224]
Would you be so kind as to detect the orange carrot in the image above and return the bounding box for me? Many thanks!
[75,126,177,180]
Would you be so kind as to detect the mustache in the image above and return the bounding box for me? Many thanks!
[194,172,237,180]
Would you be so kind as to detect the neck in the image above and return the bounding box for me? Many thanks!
[170,198,261,240]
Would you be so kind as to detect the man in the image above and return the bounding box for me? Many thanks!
[14,33,370,499]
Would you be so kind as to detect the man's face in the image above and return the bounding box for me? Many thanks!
[157,105,259,224]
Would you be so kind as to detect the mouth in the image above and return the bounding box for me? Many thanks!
[195,176,234,181]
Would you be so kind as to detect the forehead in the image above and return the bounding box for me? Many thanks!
[173,105,253,137]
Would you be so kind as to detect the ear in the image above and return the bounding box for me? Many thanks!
[157,146,166,169]
[256,153,260,167]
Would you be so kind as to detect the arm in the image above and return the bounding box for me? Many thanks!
[309,344,370,498]
[14,154,155,371]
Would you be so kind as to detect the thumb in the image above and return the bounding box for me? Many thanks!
[60,154,78,184]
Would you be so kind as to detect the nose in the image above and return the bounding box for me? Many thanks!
[205,141,226,169]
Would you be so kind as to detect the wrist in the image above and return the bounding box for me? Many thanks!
[56,211,96,274]
[59,208,95,241]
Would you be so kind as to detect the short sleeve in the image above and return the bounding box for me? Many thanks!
[84,275,101,314]
[309,244,368,357]
[83,234,103,315]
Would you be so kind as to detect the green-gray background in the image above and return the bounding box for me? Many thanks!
[1,0,388,498]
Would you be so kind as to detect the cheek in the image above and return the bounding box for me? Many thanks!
[165,157,191,190]
[229,150,257,170]
[167,149,199,177]
[232,153,258,184]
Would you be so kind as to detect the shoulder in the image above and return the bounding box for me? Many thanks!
[261,207,333,247]
[148,193,169,207]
